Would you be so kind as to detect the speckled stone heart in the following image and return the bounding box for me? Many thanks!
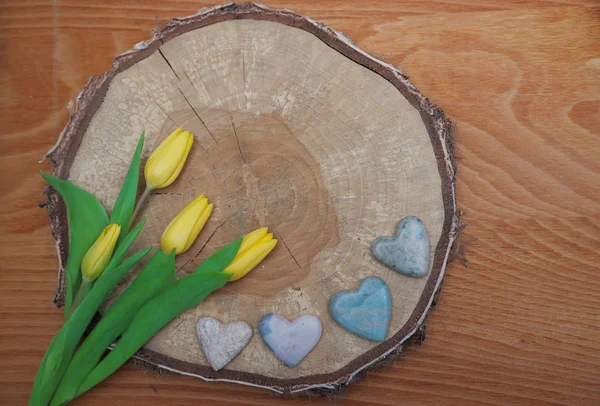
[371,216,431,278]
[329,276,392,341]
[196,317,253,371]
[258,314,322,367]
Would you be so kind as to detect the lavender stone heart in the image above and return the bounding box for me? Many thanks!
[196,317,253,371]
[371,216,431,278]
[258,314,322,367]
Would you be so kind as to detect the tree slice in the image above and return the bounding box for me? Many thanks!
[44,3,457,394]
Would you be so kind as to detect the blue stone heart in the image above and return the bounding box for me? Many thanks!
[329,276,392,342]
[371,216,431,278]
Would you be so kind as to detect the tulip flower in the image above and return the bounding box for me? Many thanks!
[81,224,121,282]
[224,227,278,281]
[130,128,194,223]
[161,195,213,255]
[144,127,193,190]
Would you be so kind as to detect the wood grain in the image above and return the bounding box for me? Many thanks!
[1,0,598,404]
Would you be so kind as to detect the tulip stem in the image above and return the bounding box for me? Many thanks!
[132,186,152,223]
[68,280,91,320]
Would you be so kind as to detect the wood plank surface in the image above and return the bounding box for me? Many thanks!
[1,1,598,405]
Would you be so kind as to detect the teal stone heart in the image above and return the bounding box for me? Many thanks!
[329,276,392,342]
[371,216,431,278]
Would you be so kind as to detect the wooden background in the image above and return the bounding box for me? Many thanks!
[1,1,598,404]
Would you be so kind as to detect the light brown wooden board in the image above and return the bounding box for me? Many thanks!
[1,0,599,404]
[46,5,455,391]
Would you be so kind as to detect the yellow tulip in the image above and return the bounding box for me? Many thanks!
[81,224,121,282]
[144,127,194,189]
[161,195,213,255]
[224,227,278,281]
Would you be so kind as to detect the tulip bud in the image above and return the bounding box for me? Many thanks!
[224,227,278,281]
[81,224,121,282]
[161,195,213,255]
[144,128,194,189]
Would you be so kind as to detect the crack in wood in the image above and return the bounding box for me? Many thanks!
[191,135,209,155]
[158,48,180,80]
[171,316,186,331]
[228,116,268,224]
[241,42,247,105]
[178,70,219,144]
[157,48,217,145]
[230,117,246,164]
[177,212,237,271]
[182,70,202,98]
[275,229,302,271]
[177,86,218,144]
[155,102,178,127]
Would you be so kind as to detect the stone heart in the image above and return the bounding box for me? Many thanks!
[258,314,322,367]
[329,276,392,341]
[196,317,253,371]
[371,216,431,278]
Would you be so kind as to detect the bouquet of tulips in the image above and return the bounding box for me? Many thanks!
[30,129,277,405]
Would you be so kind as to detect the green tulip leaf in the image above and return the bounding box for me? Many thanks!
[195,236,243,274]
[72,239,243,400]
[30,245,151,406]
[105,218,147,271]
[51,249,176,406]
[76,271,231,399]
[41,172,109,320]
[109,130,145,244]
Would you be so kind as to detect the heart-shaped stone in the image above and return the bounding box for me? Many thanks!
[371,216,431,278]
[258,314,322,367]
[329,276,392,341]
[196,317,253,371]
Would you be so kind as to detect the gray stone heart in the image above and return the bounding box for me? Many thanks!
[371,216,431,278]
[196,317,253,371]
